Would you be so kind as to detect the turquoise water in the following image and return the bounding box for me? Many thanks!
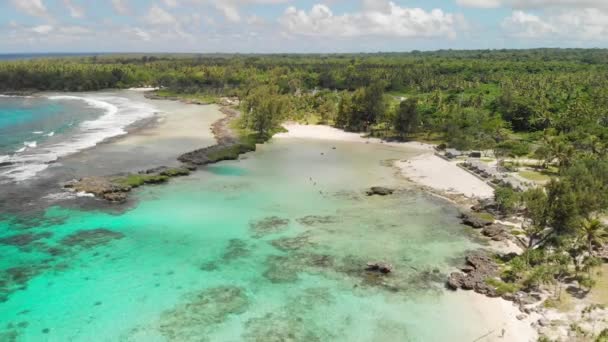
[0,138,485,341]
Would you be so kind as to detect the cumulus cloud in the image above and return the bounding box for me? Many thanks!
[163,0,179,7]
[279,3,459,38]
[458,0,608,9]
[31,25,54,34]
[502,8,608,40]
[501,11,556,38]
[132,27,152,41]
[456,0,502,8]
[144,5,176,25]
[111,0,129,15]
[63,0,85,18]
[10,0,49,18]
[215,3,241,22]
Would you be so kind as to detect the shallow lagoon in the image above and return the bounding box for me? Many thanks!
[0,137,491,341]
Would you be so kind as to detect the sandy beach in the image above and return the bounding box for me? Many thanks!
[455,291,538,341]
[397,154,495,199]
[277,123,494,199]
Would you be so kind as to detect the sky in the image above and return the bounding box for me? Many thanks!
[1,0,608,53]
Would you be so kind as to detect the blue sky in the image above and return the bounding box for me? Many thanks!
[1,0,607,53]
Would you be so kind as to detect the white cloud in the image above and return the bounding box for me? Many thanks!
[502,10,556,38]
[458,0,608,9]
[214,3,241,22]
[144,5,176,25]
[163,0,179,7]
[30,25,53,34]
[63,0,85,18]
[457,0,502,8]
[133,27,151,41]
[280,3,458,38]
[111,0,129,15]
[10,0,49,18]
[502,9,608,40]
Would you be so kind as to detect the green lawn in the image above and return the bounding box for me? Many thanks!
[518,170,552,182]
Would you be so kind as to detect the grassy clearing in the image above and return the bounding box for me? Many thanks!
[543,292,576,312]
[590,264,608,306]
[519,170,552,182]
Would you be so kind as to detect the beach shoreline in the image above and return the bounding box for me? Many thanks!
[276,123,539,341]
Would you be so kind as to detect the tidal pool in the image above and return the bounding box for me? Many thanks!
[0,138,489,341]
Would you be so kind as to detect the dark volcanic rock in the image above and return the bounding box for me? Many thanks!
[140,166,170,175]
[460,212,493,228]
[446,251,500,297]
[366,187,395,196]
[65,177,131,203]
[481,224,509,241]
[365,262,393,274]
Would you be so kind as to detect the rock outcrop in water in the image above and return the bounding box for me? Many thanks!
[177,107,256,166]
[366,262,393,274]
[64,101,253,203]
[65,176,131,202]
[366,187,395,196]
[459,212,493,228]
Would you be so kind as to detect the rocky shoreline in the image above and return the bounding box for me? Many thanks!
[65,100,255,203]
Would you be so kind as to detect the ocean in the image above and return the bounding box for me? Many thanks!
[0,94,502,341]
[0,93,156,182]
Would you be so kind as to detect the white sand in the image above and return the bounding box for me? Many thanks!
[275,124,435,151]
[397,154,495,199]
[127,87,159,91]
[277,124,494,199]
[455,291,538,341]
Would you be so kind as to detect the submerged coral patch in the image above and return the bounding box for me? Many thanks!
[0,232,52,248]
[249,216,289,238]
[243,312,324,342]
[243,289,336,342]
[262,252,336,284]
[158,286,249,340]
[222,239,251,262]
[270,232,316,251]
[0,264,49,302]
[296,215,339,227]
[59,229,125,249]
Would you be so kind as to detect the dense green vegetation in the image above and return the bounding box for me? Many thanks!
[1,50,606,156]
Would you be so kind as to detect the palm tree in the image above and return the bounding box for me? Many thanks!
[579,218,608,256]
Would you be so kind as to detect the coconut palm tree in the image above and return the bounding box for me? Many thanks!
[578,218,608,256]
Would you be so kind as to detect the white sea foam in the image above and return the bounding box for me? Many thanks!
[24,141,37,148]
[0,94,157,182]
[0,94,32,98]
[33,131,44,134]
[46,131,55,137]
